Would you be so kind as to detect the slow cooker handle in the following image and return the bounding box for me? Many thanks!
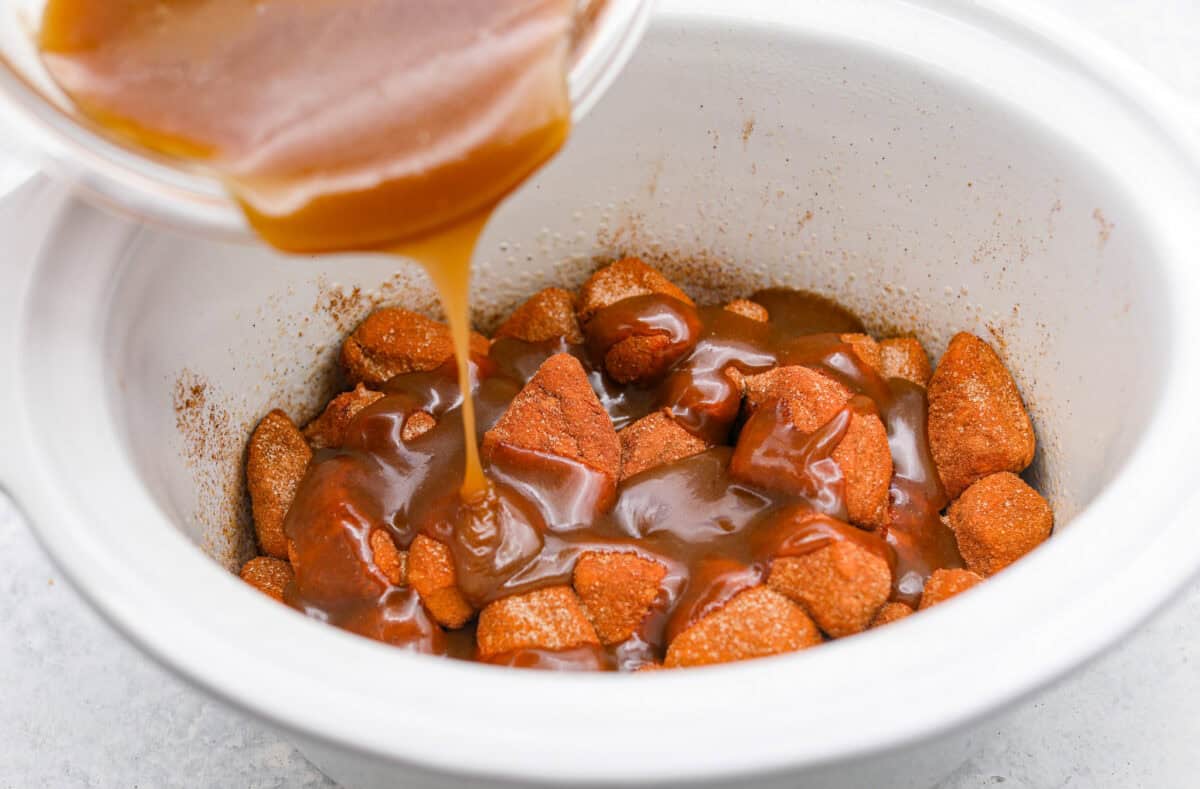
[0,109,39,197]
[0,173,58,517]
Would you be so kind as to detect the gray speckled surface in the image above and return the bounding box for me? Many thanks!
[4,2,1200,787]
[0,493,334,789]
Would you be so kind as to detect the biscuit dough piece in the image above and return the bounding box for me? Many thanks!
[928,332,1036,498]
[947,472,1053,576]
[664,587,821,668]
[247,409,312,558]
[476,586,600,659]
[341,307,489,386]
[573,551,667,644]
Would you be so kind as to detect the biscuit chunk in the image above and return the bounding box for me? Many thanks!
[495,287,583,344]
[839,333,883,375]
[482,353,621,492]
[665,586,821,668]
[618,410,708,481]
[408,535,473,628]
[724,299,769,322]
[573,551,667,644]
[239,556,295,601]
[476,586,600,659]
[341,307,489,386]
[919,568,984,609]
[401,410,437,442]
[768,540,892,638]
[871,601,914,628]
[947,472,1053,576]
[880,337,932,387]
[302,384,385,449]
[928,332,1036,498]
[247,410,312,558]
[369,529,407,586]
[576,257,694,325]
[741,366,892,528]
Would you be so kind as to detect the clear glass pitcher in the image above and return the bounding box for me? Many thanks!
[0,0,654,241]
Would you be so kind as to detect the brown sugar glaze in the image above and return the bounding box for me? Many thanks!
[283,291,963,670]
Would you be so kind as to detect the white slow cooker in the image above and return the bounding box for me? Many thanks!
[3,2,1200,787]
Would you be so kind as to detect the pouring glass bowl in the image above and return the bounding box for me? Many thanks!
[0,0,655,242]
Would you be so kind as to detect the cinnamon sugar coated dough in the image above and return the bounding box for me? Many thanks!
[476,586,600,658]
[927,332,1036,498]
[871,601,915,628]
[235,258,1056,671]
[920,569,984,609]
[408,535,474,628]
[482,353,621,485]
[768,541,892,638]
[495,287,583,344]
[576,257,694,324]
[741,366,892,529]
[369,529,407,586]
[341,307,489,386]
[401,410,437,442]
[302,383,385,449]
[880,337,932,387]
[580,259,701,384]
[246,410,312,558]
[573,551,667,644]
[947,472,1053,576]
[618,410,708,480]
[665,587,821,668]
[602,332,679,384]
[724,299,769,322]
[839,333,883,374]
[239,556,294,601]
[744,365,855,424]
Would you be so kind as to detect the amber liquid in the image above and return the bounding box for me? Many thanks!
[38,0,575,494]
[394,215,493,495]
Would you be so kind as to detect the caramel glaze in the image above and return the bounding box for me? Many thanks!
[283,289,962,670]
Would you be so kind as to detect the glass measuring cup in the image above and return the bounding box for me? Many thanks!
[0,0,655,241]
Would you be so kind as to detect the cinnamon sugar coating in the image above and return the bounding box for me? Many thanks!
[408,535,473,628]
[768,540,892,638]
[303,383,385,449]
[573,551,667,644]
[576,257,694,325]
[664,586,821,668]
[947,472,1053,576]
[368,529,407,586]
[247,409,312,558]
[476,586,600,658]
[239,556,294,601]
[870,601,914,628]
[341,307,489,386]
[495,287,583,343]
[919,568,984,609]
[839,333,883,374]
[482,353,621,490]
[618,410,708,481]
[880,337,932,387]
[724,299,768,322]
[928,332,1036,498]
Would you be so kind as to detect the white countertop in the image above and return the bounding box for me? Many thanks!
[4,2,1200,786]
